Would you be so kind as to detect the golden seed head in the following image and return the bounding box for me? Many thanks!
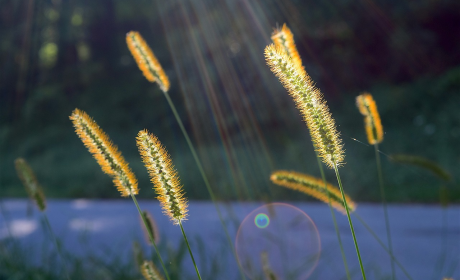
[136,130,188,224]
[14,158,46,211]
[70,108,138,197]
[265,44,344,168]
[390,154,451,181]
[270,170,356,214]
[141,260,165,280]
[356,92,384,145]
[126,31,170,92]
[141,210,161,244]
[271,23,306,77]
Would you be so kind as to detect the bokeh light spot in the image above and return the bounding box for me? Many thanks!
[254,213,269,228]
[236,203,321,280]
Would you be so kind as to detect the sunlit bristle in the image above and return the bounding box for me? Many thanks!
[15,158,47,212]
[356,93,384,145]
[141,260,165,280]
[270,170,356,214]
[126,31,170,92]
[265,44,344,168]
[136,130,188,224]
[271,23,306,77]
[70,108,138,197]
[141,210,161,244]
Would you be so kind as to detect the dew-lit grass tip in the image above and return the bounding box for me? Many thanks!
[14,158,46,211]
[70,108,138,197]
[356,92,384,145]
[136,129,188,224]
[264,44,344,168]
[126,31,170,92]
[271,23,306,77]
[270,170,356,214]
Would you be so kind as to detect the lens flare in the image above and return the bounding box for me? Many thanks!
[236,203,321,280]
[254,213,269,228]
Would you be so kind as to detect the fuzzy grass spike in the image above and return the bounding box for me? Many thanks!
[141,260,165,280]
[356,93,383,144]
[126,31,170,92]
[15,158,46,211]
[264,44,344,168]
[271,23,306,77]
[70,108,138,197]
[136,130,188,224]
[141,210,160,244]
[271,170,356,214]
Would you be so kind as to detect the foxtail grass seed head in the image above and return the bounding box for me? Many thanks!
[141,210,161,244]
[15,158,46,211]
[265,44,344,168]
[70,108,138,197]
[270,170,356,214]
[126,31,170,92]
[390,154,451,181]
[141,260,165,280]
[261,251,279,280]
[271,23,306,77]
[132,241,145,271]
[137,130,188,224]
[356,93,384,145]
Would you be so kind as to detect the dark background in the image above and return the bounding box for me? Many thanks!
[1,0,460,202]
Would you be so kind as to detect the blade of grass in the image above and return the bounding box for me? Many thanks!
[333,164,366,280]
[131,194,171,280]
[374,144,396,279]
[316,154,351,280]
[179,220,202,280]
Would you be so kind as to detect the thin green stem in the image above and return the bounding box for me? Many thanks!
[316,154,351,280]
[374,144,396,279]
[163,91,246,279]
[353,213,413,280]
[179,220,202,280]
[130,194,171,280]
[42,213,71,280]
[333,165,366,280]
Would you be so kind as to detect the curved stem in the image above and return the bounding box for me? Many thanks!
[353,213,413,280]
[42,213,71,280]
[316,155,351,280]
[374,144,396,279]
[333,165,366,280]
[179,220,202,280]
[163,91,246,279]
[131,194,171,280]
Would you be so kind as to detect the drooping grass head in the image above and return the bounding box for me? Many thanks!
[70,108,138,197]
[265,44,344,168]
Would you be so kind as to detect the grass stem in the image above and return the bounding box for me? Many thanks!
[163,91,246,279]
[316,155,351,280]
[131,194,171,280]
[179,220,202,280]
[374,144,396,279]
[353,213,413,280]
[333,165,366,280]
[42,214,71,280]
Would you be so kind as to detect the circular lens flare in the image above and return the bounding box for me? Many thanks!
[236,203,321,280]
[254,213,270,228]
